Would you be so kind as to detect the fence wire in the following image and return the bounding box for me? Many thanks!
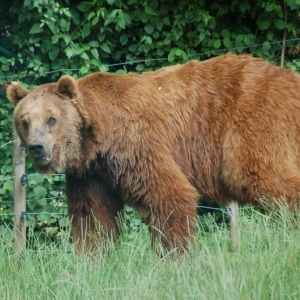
[0,38,299,82]
[0,43,299,256]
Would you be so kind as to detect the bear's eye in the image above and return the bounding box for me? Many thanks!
[48,117,56,125]
[22,120,29,129]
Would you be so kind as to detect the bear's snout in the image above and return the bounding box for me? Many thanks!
[28,142,45,156]
[28,142,52,166]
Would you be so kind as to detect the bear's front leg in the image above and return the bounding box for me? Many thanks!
[134,160,199,255]
[65,173,124,253]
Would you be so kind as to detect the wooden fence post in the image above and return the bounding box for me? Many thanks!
[13,123,26,262]
[228,200,240,250]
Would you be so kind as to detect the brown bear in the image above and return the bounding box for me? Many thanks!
[7,53,300,254]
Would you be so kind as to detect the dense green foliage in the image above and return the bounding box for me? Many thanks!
[0,0,299,242]
[1,0,300,82]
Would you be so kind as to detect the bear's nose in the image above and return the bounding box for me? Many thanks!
[28,143,45,155]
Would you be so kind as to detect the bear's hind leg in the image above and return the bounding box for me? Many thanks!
[224,163,300,210]
[254,169,300,210]
[222,128,300,209]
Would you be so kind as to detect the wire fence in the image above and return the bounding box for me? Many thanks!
[0,38,299,82]
[1,42,299,260]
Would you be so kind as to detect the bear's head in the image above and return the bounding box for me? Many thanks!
[7,76,91,174]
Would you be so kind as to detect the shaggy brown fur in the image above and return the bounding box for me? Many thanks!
[7,53,300,253]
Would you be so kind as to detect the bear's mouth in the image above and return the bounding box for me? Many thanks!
[34,155,51,166]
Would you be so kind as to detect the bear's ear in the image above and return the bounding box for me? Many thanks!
[56,75,79,99]
[56,75,92,127]
[6,82,29,106]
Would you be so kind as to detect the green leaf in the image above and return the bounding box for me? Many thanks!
[145,6,157,16]
[77,1,93,12]
[221,29,230,39]
[117,10,126,29]
[274,19,286,30]
[244,36,251,46]
[199,32,206,42]
[49,190,59,196]
[267,31,274,41]
[175,49,182,56]
[79,65,89,74]
[87,12,96,20]
[37,198,47,206]
[89,41,99,47]
[33,186,47,199]
[49,47,59,61]
[62,35,72,45]
[0,226,14,242]
[100,43,111,54]
[144,24,154,35]
[138,11,148,23]
[41,40,51,54]
[3,181,13,191]
[72,11,80,25]
[82,24,91,39]
[265,4,274,12]
[24,0,31,6]
[52,34,60,44]
[91,48,99,60]
[92,16,99,26]
[99,64,109,72]
[257,19,270,30]
[153,31,159,39]
[116,69,127,74]
[262,41,271,51]
[36,213,50,223]
[29,23,43,34]
[27,200,36,210]
[81,52,89,60]
[59,217,70,227]
[214,39,221,49]
[168,48,185,62]
[136,64,145,71]
[240,1,250,12]
[65,48,74,59]
[120,34,128,46]
[105,9,118,26]
[48,218,57,225]
[60,19,70,31]
[145,37,152,44]
[235,35,243,44]
[223,39,233,48]
[287,0,300,9]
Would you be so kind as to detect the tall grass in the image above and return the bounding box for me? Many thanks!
[1,208,300,300]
